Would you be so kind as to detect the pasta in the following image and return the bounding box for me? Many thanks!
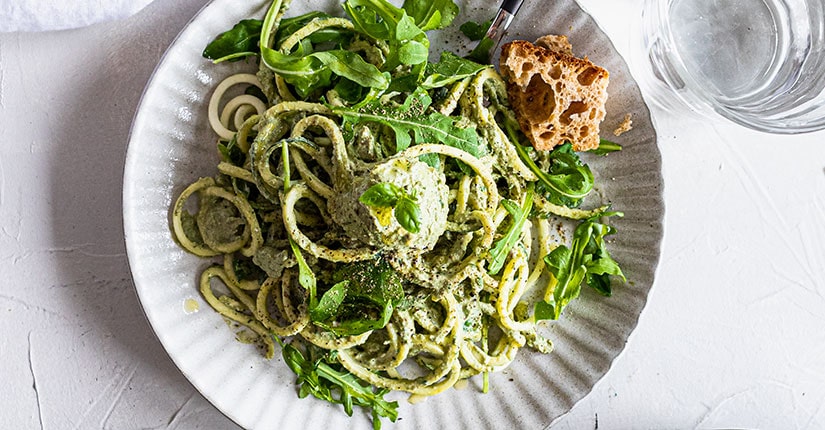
[171,0,624,426]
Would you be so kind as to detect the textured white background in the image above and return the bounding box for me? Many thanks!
[1,0,824,429]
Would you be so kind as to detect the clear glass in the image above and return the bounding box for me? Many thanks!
[633,0,825,134]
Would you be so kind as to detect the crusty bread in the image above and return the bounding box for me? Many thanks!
[500,38,609,152]
[534,34,573,55]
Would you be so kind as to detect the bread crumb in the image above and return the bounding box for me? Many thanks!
[613,113,633,136]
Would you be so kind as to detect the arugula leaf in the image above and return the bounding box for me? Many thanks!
[333,88,483,157]
[310,281,349,322]
[280,341,398,429]
[535,212,626,320]
[589,138,623,156]
[203,19,263,63]
[512,140,594,208]
[274,12,344,47]
[422,51,488,89]
[282,137,318,308]
[466,36,495,64]
[343,0,429,70]
[217,135,245,166]
[459,19,492,41]
[312,258,405,337]
[402,0,459,31]
[359,183,421,234]
[261,48,388,98]
[488,184,535,275]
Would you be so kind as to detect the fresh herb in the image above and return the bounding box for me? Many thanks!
[488,184,535,275]
[343,0,430,71]
[504,109,592,208]
[589,138,623,156]
[217,135,245,166]
[466,36,495,64]
[459,17,495,62]
[313,258,405,336]
[202,19,263,63]
[422,51,488,89]
[402,0,460,31]
[395,195,422,234]
[459,19,491,41]
[534,212,626,320]
[261,48,389,98]
[282,137,319,308]
[333,88,483,158]
[310,280,349,322]
[510,135,594,208]
[273,12,344,47]
[279,340,399,429]
[359,182,422,233]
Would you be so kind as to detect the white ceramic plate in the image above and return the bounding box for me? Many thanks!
[123,1,664,429]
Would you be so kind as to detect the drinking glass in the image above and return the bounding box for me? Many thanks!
[633,0,825,133]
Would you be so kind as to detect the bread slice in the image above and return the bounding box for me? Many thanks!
[535,34,573,55]
[500,38,609,152]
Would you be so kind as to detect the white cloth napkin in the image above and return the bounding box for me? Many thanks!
[0,0,156,32]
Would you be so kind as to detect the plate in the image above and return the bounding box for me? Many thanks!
[123,0,664,428]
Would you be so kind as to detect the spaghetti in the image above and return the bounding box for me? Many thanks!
[171,0,622,425]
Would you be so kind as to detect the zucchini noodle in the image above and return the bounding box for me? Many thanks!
[172,1,619,416]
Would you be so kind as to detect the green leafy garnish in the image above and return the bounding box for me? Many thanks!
[333,88,483,158]
[459,17,494,62]
[504,113,595,208]
[589,138,623,156]
[466,36,495,63]
[282,137,319,308]
[488,184,535,275]
[422,51,488,89]
[359,182,422,233]
[459,19,491,41]
[513,141,594,208]
[402,0,460,31]
[202,19,263,63]
[273,12,344,47]
[261,48,389,98]
[313,258,405,336]
[343,0,429,72]
[280,340,399,429]
[535,212,626,320]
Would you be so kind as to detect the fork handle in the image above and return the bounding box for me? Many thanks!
[501,0,524,15]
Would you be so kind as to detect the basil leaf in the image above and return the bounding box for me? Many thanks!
[395,196,421,233]
[359,183,402,207]
[203,19,263,63]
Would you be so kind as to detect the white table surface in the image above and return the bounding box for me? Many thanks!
[2,0,824,429]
